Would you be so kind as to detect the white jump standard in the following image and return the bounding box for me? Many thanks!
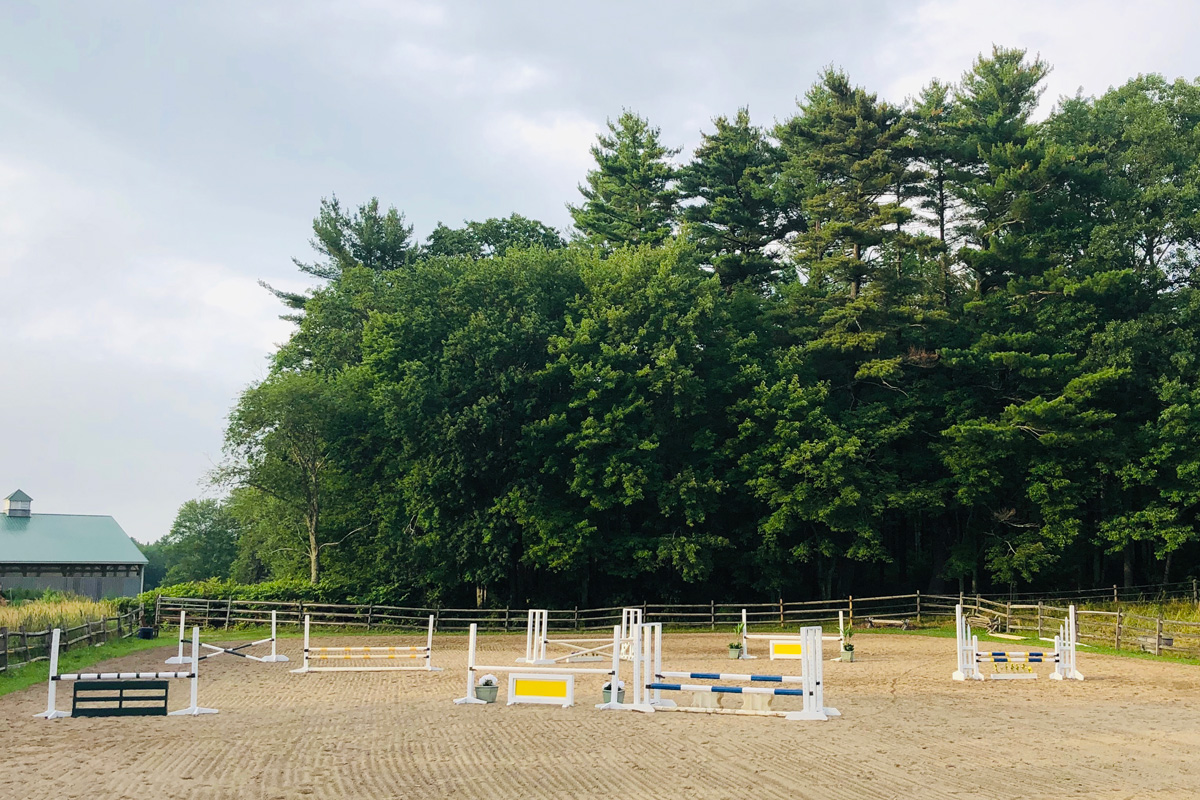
[37,626,217,719]
[738,608,845,660]
[165,609,289,665]
[953,604,1084,681]
[517,607,643,664]
[456,622,621,707]
[291,614,441,673]
[617,622,839,721]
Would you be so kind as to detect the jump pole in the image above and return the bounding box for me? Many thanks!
[36,627,216,719]
[739,608,844,660]
[953,604,1083,681]
[456,623,622,707]
[292,614,439,673]
[166,609,287,665]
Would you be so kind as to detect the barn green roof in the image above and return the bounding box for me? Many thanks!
[0,514,148,565]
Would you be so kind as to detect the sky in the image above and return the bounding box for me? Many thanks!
[2,0,1198,544]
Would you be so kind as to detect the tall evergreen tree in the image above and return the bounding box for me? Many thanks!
[678,108,795,289]
[777,69,910,298]
[569,111,680,249]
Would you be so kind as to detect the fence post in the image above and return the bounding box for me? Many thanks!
[574,606,580,631]
[779,598,784,627]
[1037,602,1043,639]
[503,607,510,633]
[1115,609,1122,651]
[20,626,28,664]
[959,590,964,609]
[1193,579,1197,606]
[711,600,716,631]
[0,627,7,673]
[1006,601,1011,633]
[1113,584,1118,602]
[1156,613,1163,657]
[848,596,854,628]
[366,604,374,631]
[225,597,233,630]
[434,608,440,633]
[916,591,921,624]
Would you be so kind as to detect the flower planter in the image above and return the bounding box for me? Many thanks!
[475,684,499,703]
[729,646,744,660]
[602,688,625,704]
[840,646,855,662]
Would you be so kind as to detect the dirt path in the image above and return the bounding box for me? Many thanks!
[3,631,1198,799]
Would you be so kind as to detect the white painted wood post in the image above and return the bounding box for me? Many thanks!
[35,628,69,719]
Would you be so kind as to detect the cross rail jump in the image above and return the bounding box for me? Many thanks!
[516,607,643,664]
[165,609,289,665]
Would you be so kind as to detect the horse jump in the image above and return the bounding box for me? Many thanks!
[456,622,622,707]
[616,622,839,721]
[953,604,1084,681]
[738,608,845,660]
[165,609,288,665]
[37,626,217,719]
[290,614,441,673]
[517,607,642,664]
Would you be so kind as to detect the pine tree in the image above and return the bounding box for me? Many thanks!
[950,47,1057,293]
[777,69,910,298]
[678,108,795,289]
[569,111,680,249]
[907,81,960,300]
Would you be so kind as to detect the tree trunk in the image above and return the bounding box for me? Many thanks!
[308,512,320,584]
[1123,545,1134,589]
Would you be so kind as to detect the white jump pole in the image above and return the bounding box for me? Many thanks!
[258,611,289,663]
[34,629,69,719]
[425,613,436,671]
[454,623,486,704]
[165,609,189,665]
[169,627,218,716]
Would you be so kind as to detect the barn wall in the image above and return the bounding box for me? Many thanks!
[1,568,143,600]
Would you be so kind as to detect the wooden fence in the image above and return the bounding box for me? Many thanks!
[153,592,1200,660]
[0,606,144,674]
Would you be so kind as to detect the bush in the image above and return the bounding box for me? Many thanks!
[138,577,366,619]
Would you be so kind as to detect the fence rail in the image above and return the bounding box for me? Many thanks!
[151,590,1200,660]
[0,607,143,674]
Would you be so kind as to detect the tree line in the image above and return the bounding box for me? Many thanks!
[150,47,1200,608]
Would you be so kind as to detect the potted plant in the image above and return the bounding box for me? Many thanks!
[602,679,625,704]
[729,623,745,659]
[474,674,499,703]
[840,626,855,662]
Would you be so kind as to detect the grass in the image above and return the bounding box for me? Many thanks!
[0,598,123,631]
[0,623,288,700]
[0,636,167,699]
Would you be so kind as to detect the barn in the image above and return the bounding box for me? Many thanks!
[0,490,147,600]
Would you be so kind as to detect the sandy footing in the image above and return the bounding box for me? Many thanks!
[3,630,1198,799]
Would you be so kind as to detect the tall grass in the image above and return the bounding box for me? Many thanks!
[1076,599,1200,622]
[0,595,121,631]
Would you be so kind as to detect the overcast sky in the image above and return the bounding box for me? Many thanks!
[2,1,1198,544]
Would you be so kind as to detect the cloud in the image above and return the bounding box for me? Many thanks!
[485,111,600,174]
[884,0,1200,109]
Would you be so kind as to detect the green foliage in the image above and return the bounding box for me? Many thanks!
[679,108,796,289]
[569,110,681,248]
[157,499,240,585]
[212,52,1200,607]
